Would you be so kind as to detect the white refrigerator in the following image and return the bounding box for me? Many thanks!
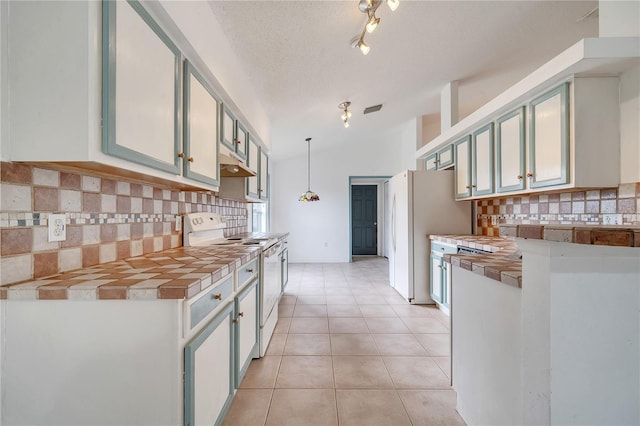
[387,170,471,303]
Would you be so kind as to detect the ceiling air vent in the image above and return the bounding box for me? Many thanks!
[363,104,383,115]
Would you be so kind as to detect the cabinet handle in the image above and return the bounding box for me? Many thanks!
[526,172,533,178]
[234,138,241,144]
[188,157,194,163]
[246,268,254,273]
[471,185,477,188]
[517,175,523,180]
[213,293,222,300]
[177,152,185,158]
[233,312,244,324]
[465,185,470,189]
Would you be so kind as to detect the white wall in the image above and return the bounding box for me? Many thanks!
[619,64,640,183]
[0,1,6,421]
[271,122,415,263]
[158,1,271,150]
[599,0,640,37]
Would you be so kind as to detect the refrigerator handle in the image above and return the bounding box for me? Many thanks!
[391,194,396,252]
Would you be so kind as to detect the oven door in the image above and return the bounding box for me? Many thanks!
[261,241,283,326]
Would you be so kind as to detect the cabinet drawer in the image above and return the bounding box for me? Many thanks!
[431,241,457,255]
[237,258,258,289]
[188,275,233,331]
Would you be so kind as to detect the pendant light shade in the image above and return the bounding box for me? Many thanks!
[299,138,320,202]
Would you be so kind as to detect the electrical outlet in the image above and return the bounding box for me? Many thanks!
[602,213,622,225]
[48,214,67,242]
[175,215,182,232]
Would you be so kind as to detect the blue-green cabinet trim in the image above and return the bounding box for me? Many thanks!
[429,253,443,305]
[189,275,233,330]
[496,107,526,193]
[529,82,570,189]
[102,0,182,174]
[246,137,260,199]
[234,278,259,387]
[454,136,472,199]
[183,60,222,186]
[424,153,438,171]
[235,121,249,161]
[220,105,237,151]
[184,302,234,426]
[259,153,269,201]
[472,122,495,197]
[436,144,454,169]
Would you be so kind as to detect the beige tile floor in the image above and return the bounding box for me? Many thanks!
[222,257,466,426]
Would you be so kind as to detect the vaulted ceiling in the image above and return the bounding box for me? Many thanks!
[207,1,598,160]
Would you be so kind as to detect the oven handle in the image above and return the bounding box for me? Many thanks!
[264,242,283,258]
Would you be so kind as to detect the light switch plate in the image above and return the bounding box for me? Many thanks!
[48,214,67,242]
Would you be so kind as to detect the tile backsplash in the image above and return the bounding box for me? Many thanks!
[477,183,640,236]
[0,162,248,285]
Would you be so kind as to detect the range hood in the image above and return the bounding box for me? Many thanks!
[219,153,256,177]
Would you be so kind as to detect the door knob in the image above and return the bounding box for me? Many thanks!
[374,222,377,226]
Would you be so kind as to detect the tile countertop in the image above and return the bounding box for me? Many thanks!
[429,235,522,288]
[432,224,640,289]
[0,233,289,301]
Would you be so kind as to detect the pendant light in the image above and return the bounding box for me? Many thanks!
[299,138,320,202]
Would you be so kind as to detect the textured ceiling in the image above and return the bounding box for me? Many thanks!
[207,1,598,160]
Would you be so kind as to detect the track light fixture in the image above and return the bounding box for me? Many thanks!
[339,101,352,128]
[352,0,399,55]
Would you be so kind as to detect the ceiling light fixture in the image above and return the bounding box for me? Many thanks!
[299,138,320,202]
[338,101,352,128]
[352,0,399,55]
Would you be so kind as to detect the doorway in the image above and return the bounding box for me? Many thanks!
[351,185,377,255]
[349,176,391,261]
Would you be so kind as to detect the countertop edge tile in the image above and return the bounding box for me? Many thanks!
[0,232,288,302]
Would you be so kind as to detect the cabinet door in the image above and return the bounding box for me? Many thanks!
[235,122,249,161]
[436,145,454,169]
[424,153,438,171]
[235,279,259,386]
[259,150,269,200]
[184,303,234,426]
[472,123,495,196]
[529,83,569,188]
[430,254,443,304]
[246,137,260,199]
[496,107,525,193]
[442,261,451,308]
[454,136,472,199]
[220,105,236,151]
[102,0,181,174]
[281,249,289,292]
[183,61,220,186]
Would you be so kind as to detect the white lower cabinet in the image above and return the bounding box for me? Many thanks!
[184,303,234,426]
[234,278,259,386]
[1,267,260,426]
[430,241,457,314]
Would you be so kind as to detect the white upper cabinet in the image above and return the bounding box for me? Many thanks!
[529,84,569,188]
[417,38,638,200]
[472,123,494,196]
[246,136,260,199]
[259,150,269,201]
[183,61,221,187]
[449,78,620,200]
[454,136,472,199]
[496,107,526,193]
[102,0,181,174]
[4,0,263,193]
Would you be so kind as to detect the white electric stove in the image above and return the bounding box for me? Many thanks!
[183,212,282,357]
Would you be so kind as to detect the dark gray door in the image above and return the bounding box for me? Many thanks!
[352,185,377,255]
